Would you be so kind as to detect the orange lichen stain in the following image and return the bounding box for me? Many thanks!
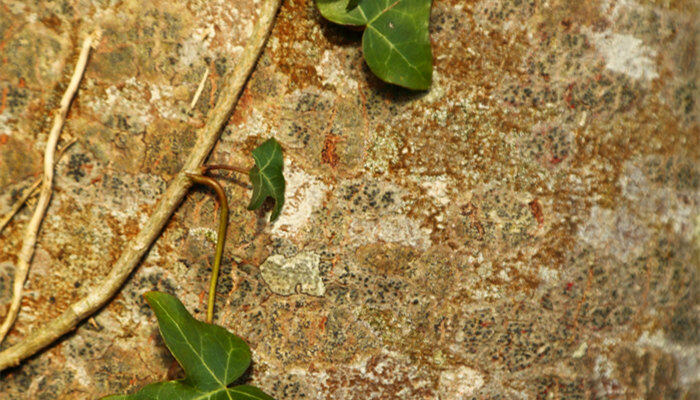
[564,83,575,109]
[40,15,62,31]
[535,0,605,29]
[529,199,544,227]
[268,0,322,89]
[230,88,253,126]
[103,214,141,242]
[208,59,218,109]
[321,133,342,167]
[0,133,8,145]
[0,86,7,114]
[550,156,564,165]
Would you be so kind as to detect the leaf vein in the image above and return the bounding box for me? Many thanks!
[366,24,427,79]
[150,296,225,388]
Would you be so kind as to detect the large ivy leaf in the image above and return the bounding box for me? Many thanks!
[315,0,433,90]
[102,292,274,400]
[247,138,285,222]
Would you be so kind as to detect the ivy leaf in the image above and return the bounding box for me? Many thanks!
[247,138,285,222]
[315,0,433,90]
[346,0,361,11]
[102,292,274,400]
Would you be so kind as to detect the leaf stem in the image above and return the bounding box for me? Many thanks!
[186,173,229,324]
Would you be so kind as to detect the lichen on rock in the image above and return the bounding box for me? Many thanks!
[259,251,325,297]
[0,0,697,398]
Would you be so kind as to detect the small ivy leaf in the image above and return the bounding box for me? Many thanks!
[315,0,433,90]
[247,138,285,222]
[102,292,274,400]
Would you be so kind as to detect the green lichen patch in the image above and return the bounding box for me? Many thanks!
[259,252,325,296]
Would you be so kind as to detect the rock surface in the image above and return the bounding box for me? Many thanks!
[0,0,697,398]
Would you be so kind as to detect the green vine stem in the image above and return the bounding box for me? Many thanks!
[186,173,229,324]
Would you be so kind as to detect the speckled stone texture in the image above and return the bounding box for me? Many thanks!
[0,0,697,398]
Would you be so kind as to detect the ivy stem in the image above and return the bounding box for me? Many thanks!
[186,173,229,324]
[203,164,250,175]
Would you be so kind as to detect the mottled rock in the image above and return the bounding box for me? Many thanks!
[0,0,697,398]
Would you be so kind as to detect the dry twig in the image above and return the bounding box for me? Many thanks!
[0,181,41,234]
[0,32,97,345]
[0,0,282,370]
[189,67,210,110]
[0,138,77,234]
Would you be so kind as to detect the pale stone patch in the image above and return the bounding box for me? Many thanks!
[438,366,485,399]
[0,111,11,136]
[348,215,432,250]
[229,108,274,140]
[84,78,153,130]
[577,205,649,262]
[537,266,561,283]
[178,24,216,67]
[316,50,359,92]
[259,252,325,296]
[578,155,700,265]
[332,349,435,396]
[592,355,618,396]
[637,331,700,387]
[589,31,658,81]
[270,161,329,239]
[470,286,503,301]
[64,354,92,386]
[572,342,588,358]
[619,156,697,239]
[148,83,181,120]
[422,71,445,104]
[421,177,451,206]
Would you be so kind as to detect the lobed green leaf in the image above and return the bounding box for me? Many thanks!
[315,0,433,90]
[247,138,285,222]
[102,292,274,400]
